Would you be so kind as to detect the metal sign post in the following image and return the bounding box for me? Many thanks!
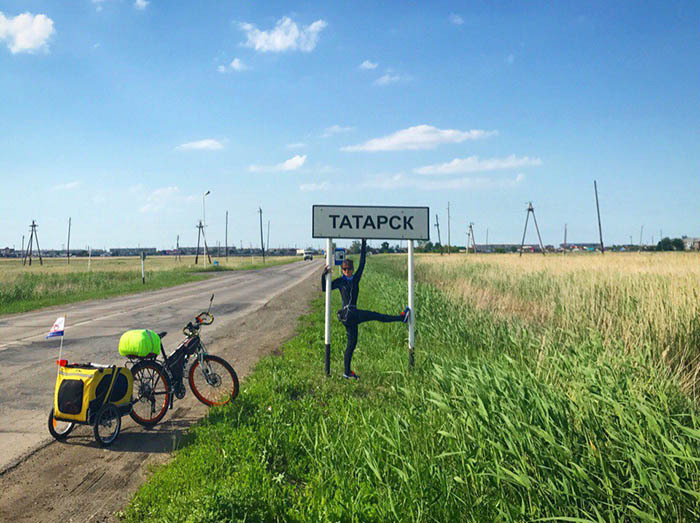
[325,238,333,375]
[313,205,429,373]
[408,239,415,367]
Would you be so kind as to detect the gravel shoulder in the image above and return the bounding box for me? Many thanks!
[0,268,320,522]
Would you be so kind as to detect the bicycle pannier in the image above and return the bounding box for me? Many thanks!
[118,329,161,357]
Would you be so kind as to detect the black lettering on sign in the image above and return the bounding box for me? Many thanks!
[404,216,414,229]
[389,216,401,229]
[340,215,352,228]
[330,214,340,227]
[363,216,376,229]
[377,215,388,228]
[352,215,363,228]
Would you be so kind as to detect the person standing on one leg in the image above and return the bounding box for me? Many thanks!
[321,239,410,380]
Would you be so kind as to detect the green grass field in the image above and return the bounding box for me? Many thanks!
[0,256,298,315]
[121,254,700,522]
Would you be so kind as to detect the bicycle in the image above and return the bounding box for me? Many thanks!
[126,295,239,427]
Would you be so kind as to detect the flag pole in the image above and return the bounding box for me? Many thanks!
[56,315,66,377]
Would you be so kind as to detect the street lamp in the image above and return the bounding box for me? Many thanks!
[203,190,210,266]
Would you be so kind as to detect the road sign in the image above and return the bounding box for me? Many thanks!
[334,248,345,266]
[313,205,430,240]
[317,204,429,375]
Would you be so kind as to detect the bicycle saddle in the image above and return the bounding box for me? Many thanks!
[158,331,167,339]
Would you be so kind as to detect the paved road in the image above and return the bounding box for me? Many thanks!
[0,260,322,472]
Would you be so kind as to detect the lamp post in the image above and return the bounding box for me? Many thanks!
[203,190,210,266]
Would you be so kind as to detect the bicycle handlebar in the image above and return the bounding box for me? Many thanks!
[183,312,215,336]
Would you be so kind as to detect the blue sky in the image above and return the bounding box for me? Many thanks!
[1,1,698,250]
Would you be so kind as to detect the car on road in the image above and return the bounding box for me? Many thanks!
[303,250,313,261]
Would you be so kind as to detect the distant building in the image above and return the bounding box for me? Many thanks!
[681,236,700,250]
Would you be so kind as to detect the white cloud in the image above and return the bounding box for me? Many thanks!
[0,11,55,54]
[230,57,246,71]
[249,154,307,172]
[360,60,377,70]
[286,142,307,149]
[374,72,401,86]
[362,173,525,191]
[218,57,247,73]
[414,155,542,175]
[449,14,464,25]
[176,139,224,151]
[300,182,331,192]
[134,0,149,10]
[140,186,180,213]
[322,125,354,138]
[53,181,80,191]
[240,16,327,53]
[92,0,106,12]
[342,125,497,152]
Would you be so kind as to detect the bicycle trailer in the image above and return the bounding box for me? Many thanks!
[49,362,133,446]
[54,364,133,423]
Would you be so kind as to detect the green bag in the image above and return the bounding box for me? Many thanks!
[118,329,161,357]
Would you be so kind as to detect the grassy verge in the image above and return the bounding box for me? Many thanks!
[0,257,299,315]
[122,256,700,521]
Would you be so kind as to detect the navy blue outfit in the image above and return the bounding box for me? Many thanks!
[322,240,404,375]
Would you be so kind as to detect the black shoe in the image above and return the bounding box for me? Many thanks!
[401,307,411,323]
[343,371,359,381]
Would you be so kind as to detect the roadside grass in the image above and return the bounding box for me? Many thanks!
[122,256,700,521]
[0,256,299,315]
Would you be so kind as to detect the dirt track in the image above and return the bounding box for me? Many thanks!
[0,269,319,522]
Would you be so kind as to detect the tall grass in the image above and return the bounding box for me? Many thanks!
[416,252,700,394]
[123,255,700,521]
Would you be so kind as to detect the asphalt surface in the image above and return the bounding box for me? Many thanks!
[0,260,322,472]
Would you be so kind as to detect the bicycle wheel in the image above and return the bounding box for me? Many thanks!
[93,403,121,447]
[189,355,239,406]
[130,360,171,427]
[48,408,75,440]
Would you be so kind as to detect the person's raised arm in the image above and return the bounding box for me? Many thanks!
[355,239,367,280]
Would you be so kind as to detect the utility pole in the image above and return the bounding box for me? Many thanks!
[267,219,270,253]
[447,202,451,255]
[486,227,489,250]
[176,234,180,262]
[594,180,604,254]
[639,225,644,247]
[519,202,546,257]
[21,235,24,258]
[225,210,229,260]
[66,217,71,264]
[434,214,443,255]
[195,220,211,265]
[258,207,265,263]
[23,220,43,266]
[467,222,476,253]
[563,223,567,253]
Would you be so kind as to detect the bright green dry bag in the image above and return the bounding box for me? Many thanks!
[118,329,161,357]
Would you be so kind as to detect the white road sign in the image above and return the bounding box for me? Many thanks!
[312,205,430,240]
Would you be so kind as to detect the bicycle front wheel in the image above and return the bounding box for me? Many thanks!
[189,355,239,406]
[130,360,171,427]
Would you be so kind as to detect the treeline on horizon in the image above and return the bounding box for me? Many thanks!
[342,237,693,254]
